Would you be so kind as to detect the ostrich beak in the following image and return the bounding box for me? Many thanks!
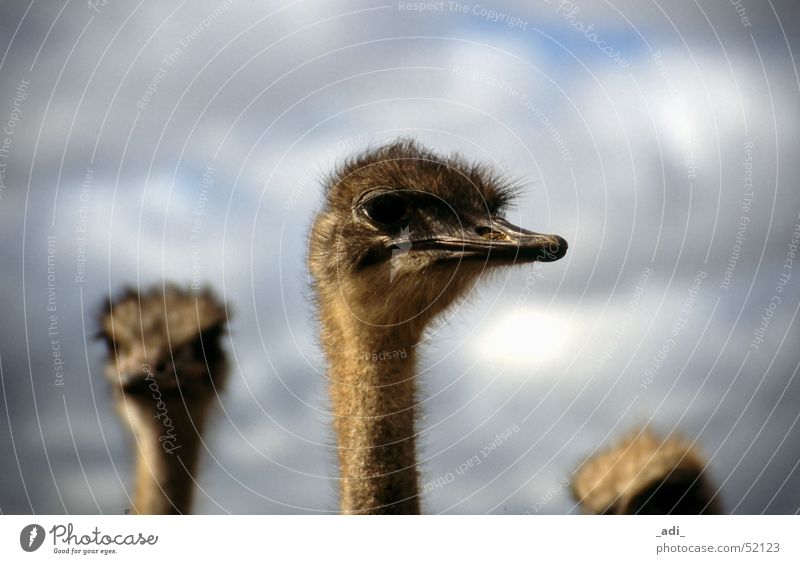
[396,216,568,264]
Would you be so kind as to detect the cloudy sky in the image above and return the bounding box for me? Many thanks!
[0,0,798,514]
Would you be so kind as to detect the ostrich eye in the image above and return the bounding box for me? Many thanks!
[362,192,408,227]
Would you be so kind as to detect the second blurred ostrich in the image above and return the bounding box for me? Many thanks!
[572,428,721,514]
[101,285,229,514]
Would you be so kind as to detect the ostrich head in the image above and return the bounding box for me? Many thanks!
[308,139,568,329]
[573,429,721,515]
[100,284,228,395]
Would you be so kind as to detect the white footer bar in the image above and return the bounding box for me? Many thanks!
[1,515,796,562]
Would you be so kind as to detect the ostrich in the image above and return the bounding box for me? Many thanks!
[308,139,568,514]
[100,284,229,514]
[572,427,721,514]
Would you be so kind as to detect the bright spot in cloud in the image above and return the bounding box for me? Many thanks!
[475,308,573,368]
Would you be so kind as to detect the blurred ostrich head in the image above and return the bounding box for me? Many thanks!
[100,284,228,394]
[573,428,721,515]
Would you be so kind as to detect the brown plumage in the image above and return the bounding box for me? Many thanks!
[309,139,568,514]
[572,428,721,515]
[100,284,229,514]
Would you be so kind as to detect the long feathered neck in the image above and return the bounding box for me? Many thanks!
[319,293,422,514]
[118,386,212,514]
